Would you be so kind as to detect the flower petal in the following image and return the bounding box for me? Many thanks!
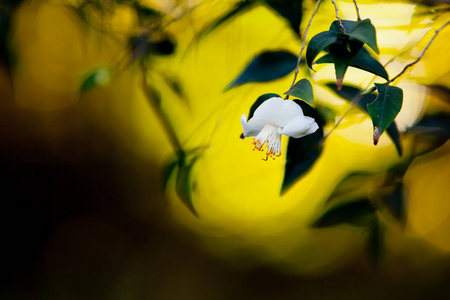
[240,114,266,137]
[278,116,319,138]
[252,97,304,127]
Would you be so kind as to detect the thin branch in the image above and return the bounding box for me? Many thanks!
[285,0,323,99]
[331,0,346,34]
[389,19,450,84]
[352,0,361,21]
[141,64,183,156]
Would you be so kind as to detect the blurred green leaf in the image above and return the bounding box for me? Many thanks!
[281,100,324,194]
[379,182,407,224]
[263,0,304,37]
[198,0,256,39]
[284,78,314,105]
[367,83,403,145]
[175,154,200,217]
[367,221,384,266]
[226,50,297,90]
[326,172,383,204]
[325,83,402,155]
[80,67,112,93]
[312,199,376,228]
[306,31,339,69]
[163,149,204,217]
[133,2,162,23]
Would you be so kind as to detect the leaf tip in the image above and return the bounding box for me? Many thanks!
[373,126,381,145]
[336,78,343,90]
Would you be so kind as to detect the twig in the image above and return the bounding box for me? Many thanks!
[141,64,183,156]
[285,0,323,99]
[352,0,361,21]
[389,19,450,84]
[331,0,346,34]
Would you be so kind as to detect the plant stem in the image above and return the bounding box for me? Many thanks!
[389,19,450,84]
[353,0,361,21]
[285,0,323,99]
[331,0,346,33]
[140,64,184,157]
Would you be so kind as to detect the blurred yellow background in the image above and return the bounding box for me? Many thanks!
[2,0,450,299]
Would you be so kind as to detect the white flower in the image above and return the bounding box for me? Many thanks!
[240,97,319,160]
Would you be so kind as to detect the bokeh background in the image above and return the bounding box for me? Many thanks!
[2,0,450,299]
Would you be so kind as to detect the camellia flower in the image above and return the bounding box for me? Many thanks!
[240,97,319,160]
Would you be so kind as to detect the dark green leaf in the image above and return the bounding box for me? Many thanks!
[367,83,403,145]
[284,78,314,105]
[405,112,450,156]
[198,0,256,39]
[367,221,384,266]
[329,19,360,34]
[306,31,339,69]
[162,159,179,190]
[315,47,388,80]
[325,83,402,155]
[349,47,388,80]
[380,182,407,224]
[329,38,363,89]
[348,19,379,54]
[263,0,304,37]
[312,199,376,228]
[330,19,379,54]
[80,68,112,93]
[281,100,324,194]
[407,112,450,140]
[225,50,297,90]
[326,172,383,204]
[132,2,162,25]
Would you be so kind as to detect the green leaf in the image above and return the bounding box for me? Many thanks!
[348,19,379,54]
[330,19,379,54]
[329,19,359,34]
[306,31,339,69]
[263,0,304,37]
[379,182,407,224]
[80,68,112,93]
[405,112,450,156]
[312,199,376,228]
[281,100,324,194]
[284,78,314,105]
[367,83,403,145]
[349,47,388,80]
[175,154,200,217]
[162,159,179,191]
[325,83,402,155]
[328,38,363,89]
[317,48,388,81]
[367,221,384,266]
[225,50,297,90]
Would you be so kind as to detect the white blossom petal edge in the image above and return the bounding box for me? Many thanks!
[240,97,319,160]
